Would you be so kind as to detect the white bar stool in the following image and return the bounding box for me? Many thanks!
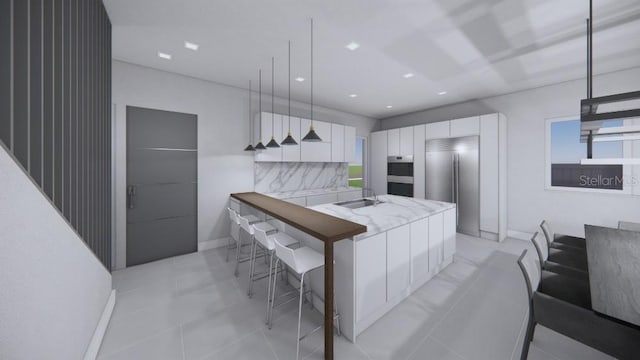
[235,213,276,277]
[270,238,341,360]
[251,226,299,322]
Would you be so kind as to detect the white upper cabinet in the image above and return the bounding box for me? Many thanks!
[371,131,388,195]
[387,129,400,156]
[425,121,450,140]
[450,116,480,137]
[255,112,283,162]
[400,127,414,155]
[344,126,356,163]
[413,124,426,199]
[300,119,331,162]
[331,124,345,162]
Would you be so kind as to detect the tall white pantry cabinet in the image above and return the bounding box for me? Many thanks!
[371,113,507,241]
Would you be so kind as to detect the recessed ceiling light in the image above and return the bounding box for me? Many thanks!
[184,41,199,51]
[403,73,414,78]
[345,42,360,51]
[295,77,305,82]
[438,91,447,95]
[386,105,393,109]
[349,94,358,98]
[158,52,172,60]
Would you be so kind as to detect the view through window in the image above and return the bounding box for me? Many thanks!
[348,138,364,187]
[549,118,623,190]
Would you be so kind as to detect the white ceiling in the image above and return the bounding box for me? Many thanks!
[103,0,640,119]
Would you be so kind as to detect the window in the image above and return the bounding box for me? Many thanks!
[348,137,365,188]
[546,117,624,191]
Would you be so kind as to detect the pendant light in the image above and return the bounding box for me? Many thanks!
[266,57,280,148]
[244,80,256,151]
[302,18,322,142]
[254,69,267,150]
[281,40,298,145]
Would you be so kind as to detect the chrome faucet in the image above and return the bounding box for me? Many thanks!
[362,187,378,202]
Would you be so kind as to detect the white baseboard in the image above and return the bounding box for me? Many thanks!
[507,229,534,241]
[84,289,116,360]
[198,237,231,252]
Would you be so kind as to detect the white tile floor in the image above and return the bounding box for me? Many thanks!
[98,235,614,360]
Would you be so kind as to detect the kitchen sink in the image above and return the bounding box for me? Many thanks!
[334,198,384,209]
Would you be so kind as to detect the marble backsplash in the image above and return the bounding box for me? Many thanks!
[255,162,348,193]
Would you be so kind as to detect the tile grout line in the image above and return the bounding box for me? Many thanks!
[197,328,262,360]
[98,326,179,358]
[261,328,282,360]
[403,255,494,360]
[180,325,186,360]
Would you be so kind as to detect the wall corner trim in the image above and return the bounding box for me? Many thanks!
[83,289,116,360]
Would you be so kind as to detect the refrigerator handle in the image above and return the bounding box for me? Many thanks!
[451,154,455,203]
[454,154,460,226]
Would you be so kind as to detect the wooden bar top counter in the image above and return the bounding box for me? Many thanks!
[230,192,367,360]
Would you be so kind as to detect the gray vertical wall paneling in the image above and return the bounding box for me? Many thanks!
[0,0,11,147]
[63,0,70,221]
[70,0,77,229]
[107,11,112,268]
[29,0,42,186]
[53,0,62,210]
[42,0,53,199]
[13,0,29,169]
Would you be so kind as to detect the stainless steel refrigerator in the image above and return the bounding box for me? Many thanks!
[425,136,480,237]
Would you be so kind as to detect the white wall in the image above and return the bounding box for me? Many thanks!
[0,145,113,360]
[379,67,640,238]
[112,60,377,269]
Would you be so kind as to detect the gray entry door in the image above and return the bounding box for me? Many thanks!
[126,106,198,266]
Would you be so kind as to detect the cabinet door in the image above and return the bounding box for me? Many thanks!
[356,233,387,322]
[387,129,400,156]
[282,116,301,162]
[399,127,414,155]
[425,121,450,140]
[479,114,499,234]
[344,126,356,163]
[450,116,480,137]
[443,208,456,259]
[338,190,362,202]
[371,131,388,195]
[306,193,338,206]
[413,125,426,199]
[387,224,411,301]
[410,218,429,282]
[428,213,444,272]
[331,124,345,162]
[300,119,331,162]
[255,112,282,162]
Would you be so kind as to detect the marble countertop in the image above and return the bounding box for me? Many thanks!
[309,195,455,240]
[263,187,362,199]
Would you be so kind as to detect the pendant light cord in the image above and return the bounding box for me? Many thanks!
[288,41,291,132]
[310,18,313,127]
[249,80,252,143]
[259,69,262,141]
[272,57,275,138]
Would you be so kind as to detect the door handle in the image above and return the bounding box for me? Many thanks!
[127,185,136,209]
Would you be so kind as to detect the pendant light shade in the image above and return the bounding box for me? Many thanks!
[302,18,322,142]
[255,69,266,150]
[266,57,280,148]
[282,41,298,145]
[244,80,256,151]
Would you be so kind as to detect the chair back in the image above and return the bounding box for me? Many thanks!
[273,237,298,272]
[237,215,253,235]
[540,220,553,246]
[253,225,273,249]
[227,207,238,223]
[517,249,540,300]
[618,221,640,232]
[530,231,548,265]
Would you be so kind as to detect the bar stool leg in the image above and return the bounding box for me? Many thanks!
[265,251,274,325]
[226,237,231,262]
[234,235,242,277]
[296,273,306,360]
[248,237,258,298]
[269,258,280,329]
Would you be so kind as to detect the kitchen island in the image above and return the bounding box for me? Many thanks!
[277,194,457,342]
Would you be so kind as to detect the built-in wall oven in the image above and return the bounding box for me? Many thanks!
[387,155,414,197]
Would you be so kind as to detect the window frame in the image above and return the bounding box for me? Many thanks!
[544,115,633,195]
